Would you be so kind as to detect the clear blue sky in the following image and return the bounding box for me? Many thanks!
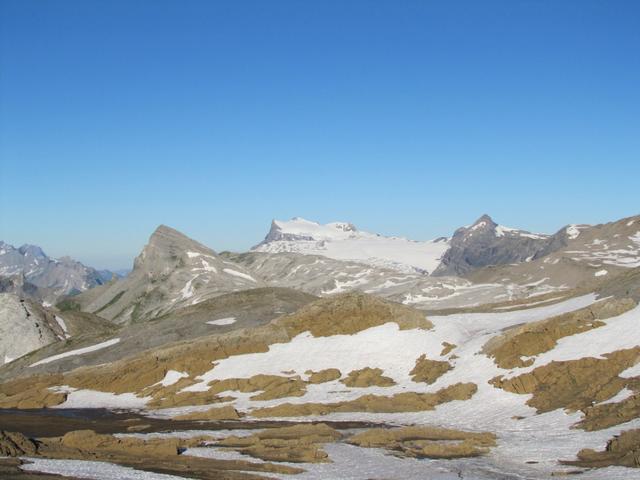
[1,0,639,269]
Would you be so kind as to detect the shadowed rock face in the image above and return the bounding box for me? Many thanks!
[433,215,561,277]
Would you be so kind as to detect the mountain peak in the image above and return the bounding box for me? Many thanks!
[470,214,497,229]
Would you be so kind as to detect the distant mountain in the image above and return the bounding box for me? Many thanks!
[70,225,266,324]
[0,241,117,301]
[433,214,563,276]
[252,217,450,274]
[468,214,640,292]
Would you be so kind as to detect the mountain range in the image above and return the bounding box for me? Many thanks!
[1,212,640,480]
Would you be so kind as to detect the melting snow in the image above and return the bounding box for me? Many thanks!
[54,315,70,337]
[154,370,189,387]
[206,317,237,326]
[566,225,582,240]
[223,268,257,282]
[30,338,121,367]
[20,458,184,480]
[53,387,151,409]
[594,269,608,277]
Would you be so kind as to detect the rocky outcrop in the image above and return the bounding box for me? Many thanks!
[577,391,640,431]
[216,423,341,463]
[306,368,341,384]
[564,428,640,468]
[277,291,433,337]
[0,294,66,366]
[491,347,640,413]
[410,355,452,384]
[484,298,637,369]
[340,367,395,387]
[347,426,496,459]
[207,374,308,401]
[174,405,241,421]
[0,431,38,457]
[251,383,477,417]
[6,429,305,479]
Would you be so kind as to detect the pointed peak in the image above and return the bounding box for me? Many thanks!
[146,225,216,254]
[472,214,496,226]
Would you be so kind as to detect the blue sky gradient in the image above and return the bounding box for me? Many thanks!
[1,0,639,269]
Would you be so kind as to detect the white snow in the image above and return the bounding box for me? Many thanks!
[223,268,257,282]
[594,269,609,277]
[206,317,237,326]
[254,217,450,275]
[179,278,195,300]
[30,338,120,367]
[154,370,189,387]
[3,355,14,364]
[495,225,547,240]
[186,251,214,259]
[566,224,583,240]
[54,315,70,337]
[53,387,151,409]
[20,458,184,480]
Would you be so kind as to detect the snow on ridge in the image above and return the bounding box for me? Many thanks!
[256,217,450,275]
[30,338,121,367]
[223,268,257,283]
[207,317,237,326]
[566,224,583,240]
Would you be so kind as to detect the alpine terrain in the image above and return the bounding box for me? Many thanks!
[1,213,640,480]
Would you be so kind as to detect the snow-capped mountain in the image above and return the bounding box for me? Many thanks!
[0,241,115,301]
[252,217,450,274]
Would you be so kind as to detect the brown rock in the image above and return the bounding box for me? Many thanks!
[174,406,241,421]
[410,355,452,384]
[564,428,640,468]
[216,423,341,463]
[252,382,477,417]
[491,347,640,413]
[440,342,456,356]
[0,431,38,457]
[306,369,342,384]
[484,298,636,369]
[340,367,396,388]
[348,426,496,459]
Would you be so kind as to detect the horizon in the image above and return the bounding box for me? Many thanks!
[2,0,639,269]
[2,210,639,271]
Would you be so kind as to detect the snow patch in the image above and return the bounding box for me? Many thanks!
[594,269,608,277]
[20,458,183,480]
[154,370,189,387]
[206,317,237,326]
[223,268,257,282]
[30,338,120,367]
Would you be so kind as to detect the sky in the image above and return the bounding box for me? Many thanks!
[1,0,639,270]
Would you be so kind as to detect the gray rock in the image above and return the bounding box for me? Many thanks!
[433,215,562,276]
[0,241,115,302]
[70,225,266,324]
